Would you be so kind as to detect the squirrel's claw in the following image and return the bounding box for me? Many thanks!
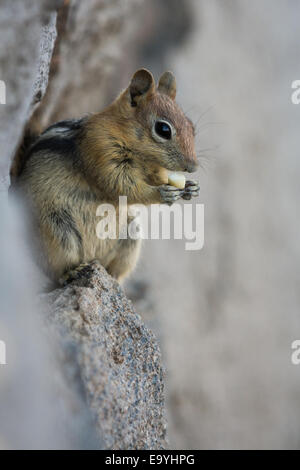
[159,184,184,205]
[182,180,200,200]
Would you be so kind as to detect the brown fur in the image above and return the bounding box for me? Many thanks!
[17,69,198,283]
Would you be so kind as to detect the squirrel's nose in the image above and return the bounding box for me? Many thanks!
[184,159,198,173]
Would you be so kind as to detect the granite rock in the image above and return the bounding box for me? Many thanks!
[44,261,167,450]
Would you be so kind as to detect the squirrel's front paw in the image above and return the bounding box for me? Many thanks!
[182,180,200,200]
[159,184,184,205]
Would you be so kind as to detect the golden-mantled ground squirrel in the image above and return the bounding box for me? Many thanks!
[17,69,199,283]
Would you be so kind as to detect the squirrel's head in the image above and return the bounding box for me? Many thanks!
[112,68,198,186]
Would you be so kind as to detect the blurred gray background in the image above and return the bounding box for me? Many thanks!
[129,0,300,449]
[1,0,300,449]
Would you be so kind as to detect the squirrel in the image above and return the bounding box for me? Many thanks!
[17,68,199,284]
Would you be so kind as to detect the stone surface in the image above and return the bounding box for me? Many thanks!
[0,197,99,450]
[0,0,143,188]
[0,0,58,191]
[44,261,167,450]
[0,0,167,450]
[32,0,144,129]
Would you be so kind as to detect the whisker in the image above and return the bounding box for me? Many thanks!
[197,153,218,173]
[194,121,224,136]
[183,105,198,115]
[194,105,214,128]
[197,145,220,153]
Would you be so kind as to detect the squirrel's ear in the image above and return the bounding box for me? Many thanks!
[158,71,176,100]
[129,68,155,106]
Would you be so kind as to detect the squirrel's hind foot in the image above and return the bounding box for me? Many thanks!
[59,262,94,287]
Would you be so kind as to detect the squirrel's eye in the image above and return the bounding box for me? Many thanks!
[154,121,172,140]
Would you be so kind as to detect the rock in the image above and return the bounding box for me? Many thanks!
[0,0,58,192]
[0,199,167,450]
[29,0,145,130]
[0,197,99,449]
[43,261,167,450]
[0,0,168,449]
[1,0,144,189]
